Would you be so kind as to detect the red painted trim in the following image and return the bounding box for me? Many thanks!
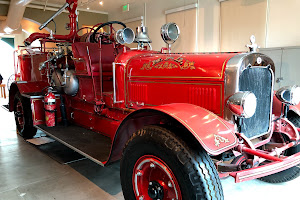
[14,81,49,94]
[230,151,300,183]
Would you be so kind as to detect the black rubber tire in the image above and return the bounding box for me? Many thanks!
[120,125,224,200]
[259,143,300,183]
[259,114,300,183]
[287,111,300,128]
[14,92,37,139]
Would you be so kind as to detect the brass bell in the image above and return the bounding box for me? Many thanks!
[134,26,152,43]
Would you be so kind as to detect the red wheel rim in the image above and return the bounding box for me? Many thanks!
[16,100,24,131]
[132,155,182,200]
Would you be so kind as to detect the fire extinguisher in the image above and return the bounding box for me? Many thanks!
[44,88,56,127]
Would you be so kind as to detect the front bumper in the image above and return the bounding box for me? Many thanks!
[229,151,300,183]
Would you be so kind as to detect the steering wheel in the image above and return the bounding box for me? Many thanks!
[91,21,126,44]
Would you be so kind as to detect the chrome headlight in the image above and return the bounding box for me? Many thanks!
[276,85,300,105]
[227,91,257,118]
[115,28,135,44]
[160,23,180,44]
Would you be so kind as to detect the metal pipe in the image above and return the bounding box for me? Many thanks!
[258,142,295,163]
[99,42,103,101]
[86,46,97,100]
[113,62,124,104]
[113,62,117,103]
[39,2,69,30]
[242,147,283,162]
[24,1,78,45]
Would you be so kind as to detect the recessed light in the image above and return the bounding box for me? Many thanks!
[99,1,103,5]
[87,7,90,10]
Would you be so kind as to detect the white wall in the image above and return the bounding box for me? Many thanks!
[221,0,300,51]
[166,8,197,53]
[260,47,300,90]
[266,0,300,48]
[109,0,300,52]
[220,0,267,52]
[108,0,220,52]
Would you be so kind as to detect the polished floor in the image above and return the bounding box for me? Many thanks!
[0,97,299,200]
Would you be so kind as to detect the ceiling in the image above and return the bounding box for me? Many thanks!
[32,0,150,14]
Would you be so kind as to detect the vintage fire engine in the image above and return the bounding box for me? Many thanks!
[6,0,300,199]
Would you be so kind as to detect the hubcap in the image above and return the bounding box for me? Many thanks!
[148,181,164,199]
[133,155,182,200]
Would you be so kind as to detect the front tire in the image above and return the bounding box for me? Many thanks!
[259,132,300,183]
[14,92,37,139]
[120,126,224,200]
[259,144,300,183]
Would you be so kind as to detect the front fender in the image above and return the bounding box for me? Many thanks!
[108,103,238,164]
[148,104,238,155]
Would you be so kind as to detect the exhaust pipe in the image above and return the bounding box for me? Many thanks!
[39,2,70,30]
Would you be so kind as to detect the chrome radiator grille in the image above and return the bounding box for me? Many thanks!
[239,67,273,138]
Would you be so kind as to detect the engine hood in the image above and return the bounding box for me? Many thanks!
[125,52,239,81]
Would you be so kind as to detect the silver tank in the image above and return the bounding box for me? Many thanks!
[64,70,79,96]
[52,69,63,93]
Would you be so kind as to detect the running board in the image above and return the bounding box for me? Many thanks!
[1,104,9,111]
[35,124,112,166]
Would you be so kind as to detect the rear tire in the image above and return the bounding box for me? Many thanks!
[13,92,37,139]
[120,125,224,200]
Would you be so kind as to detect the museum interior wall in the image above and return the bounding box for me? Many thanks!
[221,0,300,52]
[0,0,299,70]
[166,8,197,53]
[0,0,299,51]
[266,0,300,48]
[23,8,107,36]
[0,3,108,47]
[108,0,220,53]
[220,0,267,52]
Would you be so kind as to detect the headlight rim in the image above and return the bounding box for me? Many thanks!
[227,91,257,118]
[160,22,180,44]
[276,85,300,106]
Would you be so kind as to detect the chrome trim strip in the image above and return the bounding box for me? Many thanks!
[22,93,61,99]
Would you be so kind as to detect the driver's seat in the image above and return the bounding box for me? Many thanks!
[72,42,116,76]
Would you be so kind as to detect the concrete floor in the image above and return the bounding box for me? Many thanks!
[1,97,300,200]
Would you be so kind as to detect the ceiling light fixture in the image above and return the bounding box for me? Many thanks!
[87,7,90,10]
[99,1,103,5]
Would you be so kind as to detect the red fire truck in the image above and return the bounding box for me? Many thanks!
[6,0,300,199]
